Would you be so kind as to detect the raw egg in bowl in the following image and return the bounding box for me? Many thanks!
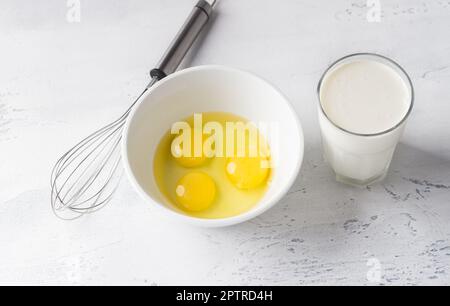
[122,66,304,227]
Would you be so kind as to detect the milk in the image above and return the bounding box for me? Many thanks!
[318,54,413,185]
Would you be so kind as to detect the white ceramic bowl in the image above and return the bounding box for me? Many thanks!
[122,65,304,227]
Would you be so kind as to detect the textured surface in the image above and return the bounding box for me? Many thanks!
[0,0,449,285]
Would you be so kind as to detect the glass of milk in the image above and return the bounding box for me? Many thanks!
[317,53,414,186]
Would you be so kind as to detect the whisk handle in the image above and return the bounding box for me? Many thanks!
[150,0,213,80]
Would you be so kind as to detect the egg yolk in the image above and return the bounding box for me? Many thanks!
[175,172,216,211]
[226,156,270,189]
[174,154,207,168]
[172,128,207,168]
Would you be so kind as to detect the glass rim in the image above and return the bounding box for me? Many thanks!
[317,52,415,137]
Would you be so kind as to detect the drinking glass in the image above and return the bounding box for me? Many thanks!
[317,53,414,186]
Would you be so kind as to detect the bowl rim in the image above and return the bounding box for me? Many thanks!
[122,65,304,227]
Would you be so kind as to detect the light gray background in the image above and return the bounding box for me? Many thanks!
[0,0,449,285]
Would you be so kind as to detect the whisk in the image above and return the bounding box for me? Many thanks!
[51,0,216,220]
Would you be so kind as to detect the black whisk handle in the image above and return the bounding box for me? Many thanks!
[150,0,214,80]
